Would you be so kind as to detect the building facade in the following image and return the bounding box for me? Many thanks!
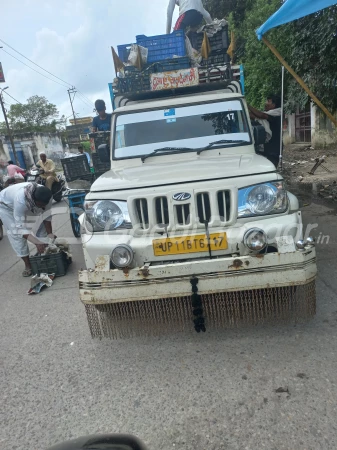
[0,132,64,169]
[284,104,337,147]
[66,117,92,148]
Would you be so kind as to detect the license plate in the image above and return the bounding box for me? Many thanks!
[27,176,35,181]
[153,233,228,257]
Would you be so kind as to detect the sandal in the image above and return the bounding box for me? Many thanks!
[22,269,33,277]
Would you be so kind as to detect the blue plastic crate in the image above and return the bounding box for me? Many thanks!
[149,57,191,73]
[117,43,135,63]
[136,30,186,63]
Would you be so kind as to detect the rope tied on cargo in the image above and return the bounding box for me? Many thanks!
[190,277,206,333]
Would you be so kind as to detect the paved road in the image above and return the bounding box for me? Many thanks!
[1,198,337,450]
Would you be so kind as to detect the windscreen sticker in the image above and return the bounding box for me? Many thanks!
[116,125,125,131]
[164,108,176,117]
[166,118,177,123]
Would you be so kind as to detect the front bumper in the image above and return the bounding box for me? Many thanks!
[79,249,317,305]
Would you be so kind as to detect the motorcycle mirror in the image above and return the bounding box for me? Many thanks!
[47,434,147,450]
[97,144,110,163]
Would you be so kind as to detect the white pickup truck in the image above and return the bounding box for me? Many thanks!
[79,81,317,339]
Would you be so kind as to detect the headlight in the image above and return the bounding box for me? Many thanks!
[85,200,131,232]
[238,181,288,218]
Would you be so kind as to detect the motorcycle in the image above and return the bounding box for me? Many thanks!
[48,434,147,450]
[26,165,66,203]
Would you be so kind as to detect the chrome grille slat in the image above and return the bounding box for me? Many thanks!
[222,191,227,221]
[135,199,149,229]
[197,192,211,224]
[176,204,190,226]
[217,190,231,222]
[160,198,165,223]
[155,197,169,226]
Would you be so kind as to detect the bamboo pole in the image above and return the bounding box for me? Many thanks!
[279,66,285,171]
[262,36,337,127]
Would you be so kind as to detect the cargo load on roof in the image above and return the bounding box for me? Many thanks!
[112,19,235,98]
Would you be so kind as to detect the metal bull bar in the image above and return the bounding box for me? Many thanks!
[80,251,317,340]
[84,282,316,340]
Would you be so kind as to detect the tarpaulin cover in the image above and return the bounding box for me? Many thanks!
[256,0,337,39]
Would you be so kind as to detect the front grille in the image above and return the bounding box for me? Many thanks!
[217,190,231,222]
[175,204,191,225]
[135,198,149,229]
[197,193,211,223]
[155,197,169,226]
[133,190,232,229]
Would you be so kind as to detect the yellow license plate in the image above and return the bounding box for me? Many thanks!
[153,233,228,257]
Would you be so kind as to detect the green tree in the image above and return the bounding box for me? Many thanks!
[1,95,61,133]
[236,0,291,109]
[286,6,337,113]
[204,0,337,114]
[203,0,251,27]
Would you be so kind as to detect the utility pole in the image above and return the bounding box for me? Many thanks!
[67,87,81,145]
[0,87,18,164]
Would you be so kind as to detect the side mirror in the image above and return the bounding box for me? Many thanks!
[97,144,110,163]
[253,125,266,146]
[47,434,148,450]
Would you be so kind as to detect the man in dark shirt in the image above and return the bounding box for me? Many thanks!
[92,99,112,132]
[248,95,282,168]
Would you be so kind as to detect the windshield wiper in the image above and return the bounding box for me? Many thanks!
[141,147,196,162]
[141,140,249,162]
[197,139,249,155]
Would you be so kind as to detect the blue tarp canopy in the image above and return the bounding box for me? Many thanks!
[256,0,337,39]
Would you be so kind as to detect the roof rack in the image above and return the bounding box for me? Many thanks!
[113,79,242,109]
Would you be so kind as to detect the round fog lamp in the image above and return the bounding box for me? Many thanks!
[296,240,306,250]
[244,228,267,252]
[306,237,315,246]
[111,244,134,268]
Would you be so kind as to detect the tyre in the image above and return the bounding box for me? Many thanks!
[70,213,81,238]
[0,220,3,241]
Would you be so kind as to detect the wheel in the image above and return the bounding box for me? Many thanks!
[70,213,81,238]
[0,220,3,241]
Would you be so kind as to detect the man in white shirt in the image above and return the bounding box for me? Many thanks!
[167,0,212,34]
[0,182,55,277]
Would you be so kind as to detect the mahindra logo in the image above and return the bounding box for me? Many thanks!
[173,192,191,202]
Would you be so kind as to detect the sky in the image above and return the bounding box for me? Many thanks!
[0,0,179,124]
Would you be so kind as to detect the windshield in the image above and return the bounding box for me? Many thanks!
[114,99,251,159]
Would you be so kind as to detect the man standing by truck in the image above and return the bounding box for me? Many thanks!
[248,95,282,168]
[166,0,212,34]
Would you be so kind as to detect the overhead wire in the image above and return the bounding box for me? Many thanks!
[1,39,96,107]
[0,37,73,88]
[2,90,22,104]
[77,91,95,108]
[1,48,70,88]
[77,95,95,110]
[0,38,97,119]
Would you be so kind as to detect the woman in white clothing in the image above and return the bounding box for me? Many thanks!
[0,182,56,277]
